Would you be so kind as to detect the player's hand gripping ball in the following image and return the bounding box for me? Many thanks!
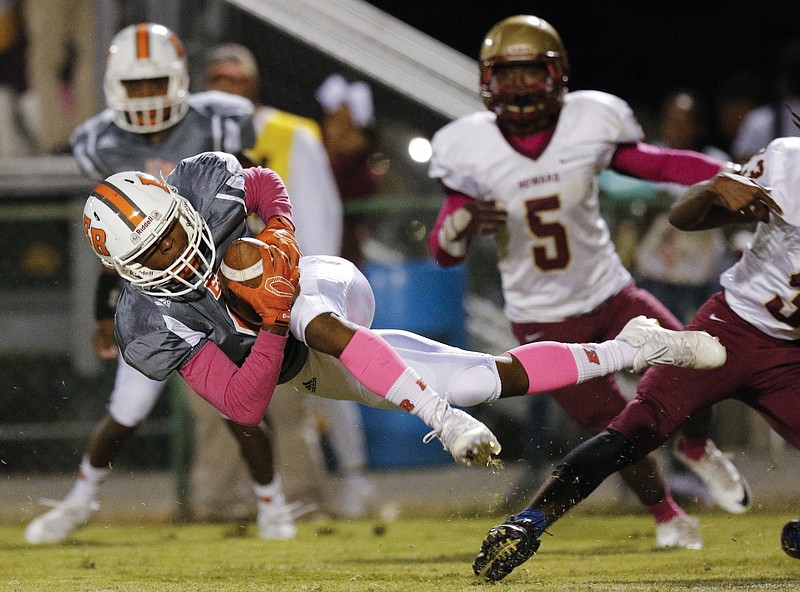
[257,215,302,267]
[219,237,299,328]
[781,519,800,559]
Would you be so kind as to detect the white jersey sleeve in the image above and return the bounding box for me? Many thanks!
[721,137,800,340]
[429,91,641,323]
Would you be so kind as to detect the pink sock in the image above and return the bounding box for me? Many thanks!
[339,327,406,397]
[645,492,684,523]
[508,342,579,394]
[339,327,446,423]
[678,434,709,461]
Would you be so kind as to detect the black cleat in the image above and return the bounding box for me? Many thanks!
[473,518,541,581]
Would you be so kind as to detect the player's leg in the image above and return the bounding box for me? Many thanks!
[291,257,500,467]
[473,427,641,581]
[528,297,704,548]
[306,396,377,519]
[617,286,751,514]
[474,388,700,582]
[378,319,726,407]
[474,315,746,582]
[225,419,297,540]
[25,358,164,544]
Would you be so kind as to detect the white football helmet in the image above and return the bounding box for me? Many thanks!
[83,171,215,296]
[104,23,190,133]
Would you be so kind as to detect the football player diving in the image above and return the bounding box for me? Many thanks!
[77,151,725,549]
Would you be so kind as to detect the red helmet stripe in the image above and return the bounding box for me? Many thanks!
[135,24,150,60]
[92,181,145,230]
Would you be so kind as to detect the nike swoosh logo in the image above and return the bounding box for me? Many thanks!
[524,331,545,342]
[560,155,588,164]
[709,314,726,323]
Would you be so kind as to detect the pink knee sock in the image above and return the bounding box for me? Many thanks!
[508,342,580,394]
[339,327,406,396]
[339,327,444,424]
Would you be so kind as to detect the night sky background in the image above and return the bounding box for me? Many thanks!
[364,0,800,123]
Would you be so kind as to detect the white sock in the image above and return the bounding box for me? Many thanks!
[385,367,448,427]
[69,455,109,501]
[566,340,637,383]
[253,475,285,504]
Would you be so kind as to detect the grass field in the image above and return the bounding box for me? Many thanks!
[1,510,799,592]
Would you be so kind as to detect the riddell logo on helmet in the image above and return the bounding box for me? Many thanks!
[136,215,156,235]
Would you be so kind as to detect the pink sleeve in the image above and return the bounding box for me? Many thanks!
[610,142,723,185]
[428,190,474,267]
[243,167,294,224]
[178,331,287,426]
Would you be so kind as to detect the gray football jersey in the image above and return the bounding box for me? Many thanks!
[71,91,256,181]
[114,152,306,382]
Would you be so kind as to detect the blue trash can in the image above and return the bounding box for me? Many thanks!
[363,259,467,348]
[359,406,453,469]
[359,259,467,469]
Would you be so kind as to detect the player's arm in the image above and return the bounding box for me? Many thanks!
[242,166,303,266]
[610,141,735,185]
[179,330,287,426]
[243,166,293,222]
[92,268,122,360]
[428,188,506,266]
[185,240,299,425]
[669,172,781,231]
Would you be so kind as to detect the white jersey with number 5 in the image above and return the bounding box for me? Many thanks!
[721,137,800,341]
[429,90,642,323]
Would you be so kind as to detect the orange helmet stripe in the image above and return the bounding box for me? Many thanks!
[135,23,150,59]
[92,181,145,230]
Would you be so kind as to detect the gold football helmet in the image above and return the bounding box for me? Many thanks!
[479,15,569,134]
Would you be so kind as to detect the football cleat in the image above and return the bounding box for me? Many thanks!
[617,316,727,373]
[473,516,542,581]
[256,474,315,540]
[781,519,800,559]
[24,495,99,544]
[674,439,751,514]
[655,514,702,550]
[256,494,304,540]
[423,400,501,467]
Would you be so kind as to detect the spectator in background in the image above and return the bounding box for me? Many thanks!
[315,73,386,268]
[22,0,98,153]
[714,72,767,157]
[634,90,730,325]
[0,0,33,156]
[731,39,800,162]
[203,43,377,519]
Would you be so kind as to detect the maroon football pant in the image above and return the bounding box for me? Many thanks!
[610,291,800,452]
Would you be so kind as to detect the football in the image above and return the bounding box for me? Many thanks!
[781,519,800,559]
[219,237,265,327]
